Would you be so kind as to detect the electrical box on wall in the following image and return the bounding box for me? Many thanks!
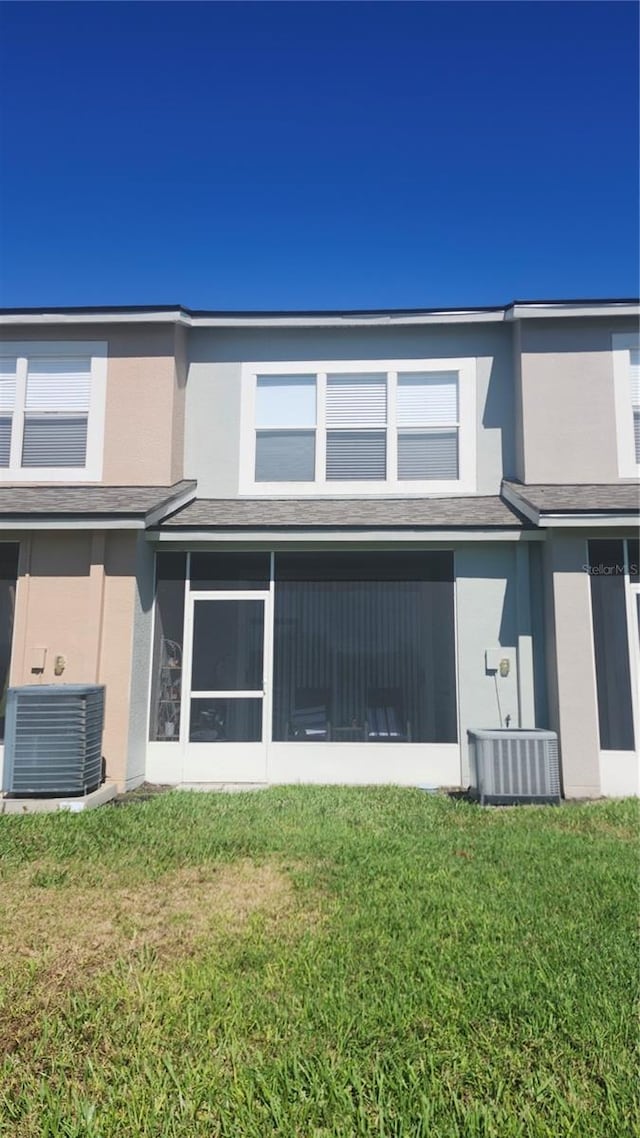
[484,647,519,729]
[29,647,47,674]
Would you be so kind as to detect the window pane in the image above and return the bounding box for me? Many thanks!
[189,698,262,742]
[0,359,16,411]
[276,551,454,583]
[326,431,386,480]
[273,552,457,743]
[397,373,458,425]
[22,416,87,467]
[26,358,91,411]
[255,430,315,481]
[588,540,634,750]
[326,375,386,426]
[190,553,270,591]
[0,544,19,742]
[0,418,11,467]
[630,348,640,400]
[191,600,264,691]
[256,376,316,427]
[149,553,186,741]
[634,409,640,464]
[398,430,458,480]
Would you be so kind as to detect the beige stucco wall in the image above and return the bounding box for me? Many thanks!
[9,530,142,788]
[0,323,186,486]
[542,531,601,797]
[518,317,637,484]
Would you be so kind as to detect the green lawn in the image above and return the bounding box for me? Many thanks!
[0,787,637,1137]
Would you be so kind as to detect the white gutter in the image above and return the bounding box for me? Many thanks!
[0,518,145,531]
[148,528,543,544]
[508,303,639,320]
[2,302,636,329]
[0,310,188,327]
[500,482,639,528]
[0,309,506,328]
[540,513,640,528]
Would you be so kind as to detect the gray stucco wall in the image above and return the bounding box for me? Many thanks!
[541,531,601,798]
[518,317,637,484]
[126,534,156,788]
[186,324,516,497]
[455,542,544,784]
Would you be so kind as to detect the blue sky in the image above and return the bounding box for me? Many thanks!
[0,1,637,310]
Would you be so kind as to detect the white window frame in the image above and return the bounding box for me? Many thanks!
[0,340,107,482]
[240,357,476,495]
[612,332,640,478]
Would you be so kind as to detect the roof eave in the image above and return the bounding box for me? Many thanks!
[1,299,637,329]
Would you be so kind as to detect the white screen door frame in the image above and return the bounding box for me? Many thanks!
[180,587,273,783]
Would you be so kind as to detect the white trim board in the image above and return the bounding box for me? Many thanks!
[1,302,638,328]
[150,528,542,544]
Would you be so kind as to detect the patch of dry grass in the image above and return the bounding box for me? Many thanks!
[0,859,300,1058]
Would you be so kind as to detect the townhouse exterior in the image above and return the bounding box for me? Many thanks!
[0,299,638,798]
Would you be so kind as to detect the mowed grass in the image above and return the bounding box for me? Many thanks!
[0,788,637,1137]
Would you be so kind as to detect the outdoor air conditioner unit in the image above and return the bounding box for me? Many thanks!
[2,685,105,797]
[467,728,561,805]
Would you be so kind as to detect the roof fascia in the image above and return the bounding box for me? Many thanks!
[0,310,189,327]
[144,481,198,527]
[539,513,640,527]
[500,483,540,525]
[1,301,637,330]
[149,527,540,544]
[507,302,640,320]
[0,309,506,329]
[0,518,145,530]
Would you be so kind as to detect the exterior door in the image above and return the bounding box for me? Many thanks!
[182,591,270,782]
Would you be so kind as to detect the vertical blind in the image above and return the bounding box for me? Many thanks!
[273,552,457,744]
[588,540,635,750]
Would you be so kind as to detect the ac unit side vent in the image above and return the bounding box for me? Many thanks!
[3,685,105,797]
[467,728,560,805]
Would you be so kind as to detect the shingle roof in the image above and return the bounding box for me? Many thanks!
[503,481,640,515]
[0,481,196,520]
[160,496,527,530]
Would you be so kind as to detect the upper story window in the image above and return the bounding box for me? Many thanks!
[612,333,640,478]
[241,358,476,494]
[0,341,107,481]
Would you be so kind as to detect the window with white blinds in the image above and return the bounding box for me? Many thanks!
[255,375,316,481]
[0,342,107,480]
[247,357,476,491]
[0,358,17,468]
[397,372,459,480]
[326,374,386,480]
[23,357,91,467]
